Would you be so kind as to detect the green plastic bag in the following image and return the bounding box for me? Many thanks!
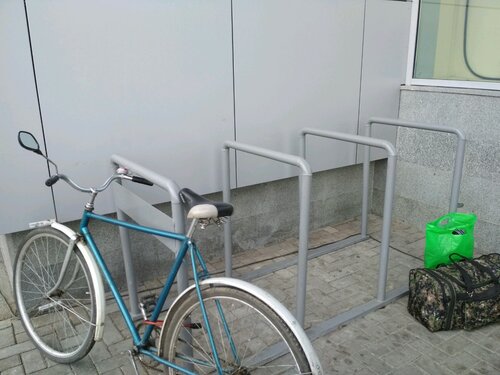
[424,212,477,269]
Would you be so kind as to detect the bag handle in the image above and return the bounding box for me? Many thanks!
[436,215,452,228]
[449,253,475,291]
[449,253,498,281]
[449,253,469,262]
[469,259,499,284]
[449,253,500,288]
[435,213,475,230]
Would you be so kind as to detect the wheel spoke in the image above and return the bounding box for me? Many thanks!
[33,240,57,287]
[46,297,95,326]
[178,326,215,367]
[23,254,49,290]
[162,286,312,375]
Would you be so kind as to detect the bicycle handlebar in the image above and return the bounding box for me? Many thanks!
[46,172,153,193]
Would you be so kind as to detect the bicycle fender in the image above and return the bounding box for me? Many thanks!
[50,223,106,341]
[158,277,323,375]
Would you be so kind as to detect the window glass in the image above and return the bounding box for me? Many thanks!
[414,0,500,82]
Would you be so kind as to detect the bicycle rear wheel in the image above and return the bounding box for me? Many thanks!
[14,228,96,363]
[160,285,312,374]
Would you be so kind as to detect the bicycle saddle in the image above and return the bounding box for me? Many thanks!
[179,188,233,219]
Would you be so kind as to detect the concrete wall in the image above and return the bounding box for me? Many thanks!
[373,86,500,254]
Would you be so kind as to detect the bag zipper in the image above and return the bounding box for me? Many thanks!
[425,269,456,330]
[456,284,500,302]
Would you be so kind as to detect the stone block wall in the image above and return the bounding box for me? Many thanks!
[373,86,500,254]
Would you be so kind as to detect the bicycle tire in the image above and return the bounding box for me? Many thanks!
[14,228,97,363]
[160,285,312,374]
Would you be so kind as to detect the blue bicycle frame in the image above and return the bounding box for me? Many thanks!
[15,130,247,373]
[79,210,229,375]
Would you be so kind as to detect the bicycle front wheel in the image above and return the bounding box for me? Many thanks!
[14,228,96,363]
[160,285,312,374]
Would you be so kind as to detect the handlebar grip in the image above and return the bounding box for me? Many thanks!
[45,175,60,187]
[131,176,153,186]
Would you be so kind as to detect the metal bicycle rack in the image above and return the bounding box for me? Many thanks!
[365,117,466,214]
[222,141,312,326]
[221,130,400,333]
[298,118,466,338]
[298,128,404,338]
[110,117,466,330]
[110,154,188,319]
[221,132,400,332]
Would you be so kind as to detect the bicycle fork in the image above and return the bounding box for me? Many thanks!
[45,234,79,297]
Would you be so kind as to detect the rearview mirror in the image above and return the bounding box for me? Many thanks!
[18,131,43,155]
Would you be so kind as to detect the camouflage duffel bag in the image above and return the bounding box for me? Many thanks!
[408,253,500,332]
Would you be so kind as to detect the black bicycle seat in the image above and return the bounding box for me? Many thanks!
[179,188,233,219]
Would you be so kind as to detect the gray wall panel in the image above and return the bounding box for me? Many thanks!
[0,0,55,234]
[26,0,235,223]
[356,0,412,162]
[233,0,365,186]
[2,0,413,234]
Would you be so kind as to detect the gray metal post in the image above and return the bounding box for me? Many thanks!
[297,173,312,324]
[222,140,312,326]
[376,154,397,301]
[361,124,372,239]
[111,162,141,317]
[297,135,314,322]
[116,209,141,317]
[110,154,188,315]
[222,147,232,277]
[171,201,188,293]
[368,117,466,213]
[451,137,466,212]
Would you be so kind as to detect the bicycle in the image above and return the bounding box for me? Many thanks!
[14,130,323,375]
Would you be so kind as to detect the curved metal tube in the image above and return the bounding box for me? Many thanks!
[300,128,398,301]
[222,140,312,326]
[111,154,182,203]
[367,117,466,213]
[223,140,312,175]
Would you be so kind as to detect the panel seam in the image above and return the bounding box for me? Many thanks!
[355,0,368,162]
[230,0,238,187]
[23,0,58,220]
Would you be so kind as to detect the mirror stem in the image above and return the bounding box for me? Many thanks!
[43,155,59,175]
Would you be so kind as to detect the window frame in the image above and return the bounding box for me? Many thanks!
[406,0,500,91]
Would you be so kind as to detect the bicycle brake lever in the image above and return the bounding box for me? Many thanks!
[131,176,154,186]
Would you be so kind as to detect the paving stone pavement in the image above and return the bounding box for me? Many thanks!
[0,215,498,374]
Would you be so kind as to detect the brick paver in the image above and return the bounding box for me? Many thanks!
[1,215,498,374]
[20,350,46,373]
